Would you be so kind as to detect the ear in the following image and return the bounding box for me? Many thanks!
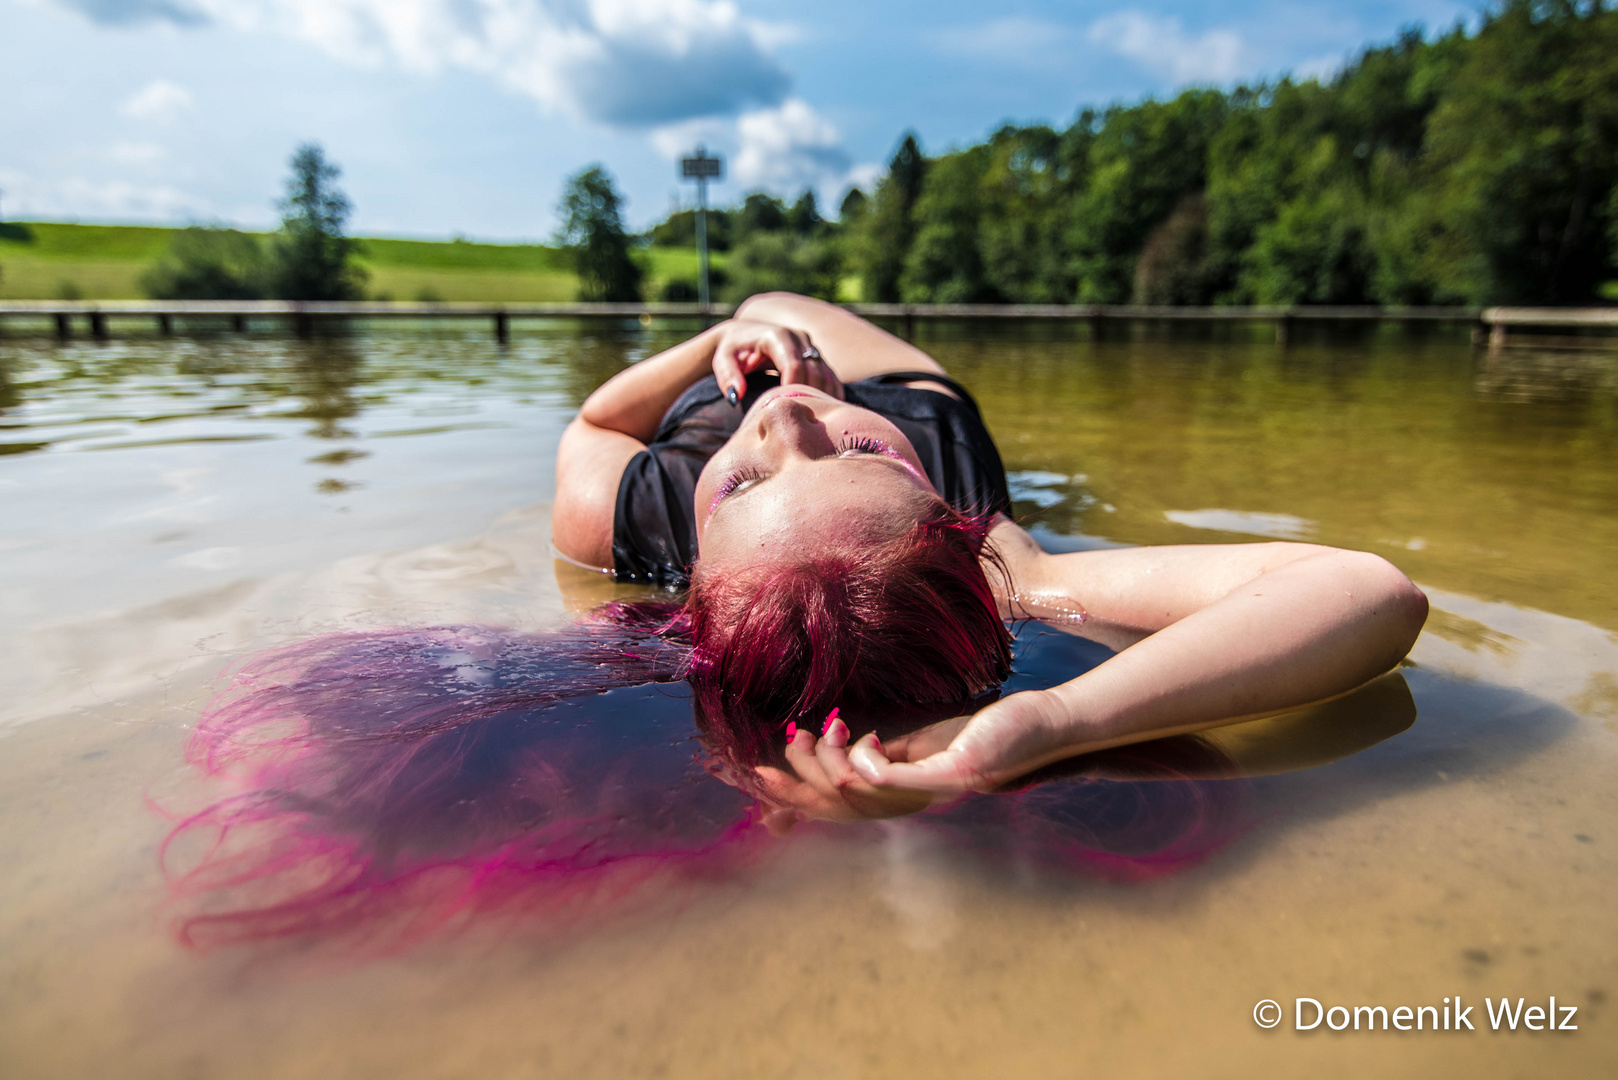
[702,754,747,790]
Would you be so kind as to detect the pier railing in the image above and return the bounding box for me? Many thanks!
[0,299,1613,346]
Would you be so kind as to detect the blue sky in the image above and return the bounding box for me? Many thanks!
[1,0,1477,239]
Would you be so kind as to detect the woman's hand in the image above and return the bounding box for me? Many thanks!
[846,689,1073,795]
[750,716,935,834]
[712,319,843,403]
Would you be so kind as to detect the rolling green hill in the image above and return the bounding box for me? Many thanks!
[0,222,721,301]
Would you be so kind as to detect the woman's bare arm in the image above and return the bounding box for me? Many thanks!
[840,536,1429,793]
[734,292,952,385]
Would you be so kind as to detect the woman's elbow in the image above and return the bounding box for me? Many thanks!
[1343,549,1429,650]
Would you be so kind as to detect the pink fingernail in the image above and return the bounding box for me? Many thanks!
[821,706,839,735]
[785,722,797,741]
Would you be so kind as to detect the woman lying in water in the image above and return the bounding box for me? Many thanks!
[162,292,1428,947]
[553,292,1430,832]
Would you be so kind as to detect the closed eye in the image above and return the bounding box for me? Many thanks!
[836,436,890,455]
[706,437,912,522]
[713,465,766,504]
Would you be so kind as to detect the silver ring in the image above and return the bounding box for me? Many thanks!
[801,343,823,362]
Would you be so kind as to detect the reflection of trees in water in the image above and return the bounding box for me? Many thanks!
[287,339,365,439]
[0,353,18,412]
[1474,346,1618,405]
[548,326,692,409]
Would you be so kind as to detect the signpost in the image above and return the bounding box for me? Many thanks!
[679,147,722,312]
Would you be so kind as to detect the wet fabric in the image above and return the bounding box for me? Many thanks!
[611,371,1012,586]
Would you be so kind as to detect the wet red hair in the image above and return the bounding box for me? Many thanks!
[684,506,1014,767]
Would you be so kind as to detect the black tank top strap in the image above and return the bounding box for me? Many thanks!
[611,370,1010,587]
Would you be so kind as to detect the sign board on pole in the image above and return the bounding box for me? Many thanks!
[681,155,722,179]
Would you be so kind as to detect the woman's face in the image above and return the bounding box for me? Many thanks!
[693,385,940,571]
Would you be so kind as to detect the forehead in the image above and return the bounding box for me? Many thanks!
[699,461,934,565]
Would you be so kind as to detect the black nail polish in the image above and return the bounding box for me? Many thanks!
[727,386,739,406]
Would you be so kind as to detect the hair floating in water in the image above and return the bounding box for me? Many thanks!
[159,606,1250,953]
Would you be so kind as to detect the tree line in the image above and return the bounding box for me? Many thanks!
[593,0,1616,307]
[142,1,1616,308]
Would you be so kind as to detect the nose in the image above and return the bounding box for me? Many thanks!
[755,396,826,454]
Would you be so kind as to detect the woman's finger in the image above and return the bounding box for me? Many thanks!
[818,722,934,818]
[848,735,984,794]
[784,727,840,800]
[814,717,861,791]
[712,342,748,404]
[768,329,808,386]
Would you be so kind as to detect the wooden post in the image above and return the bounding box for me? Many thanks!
[295,313,312,338]
[89,311,108,340]
[54,313,71,340]
[158,313,173,335]
[233,314,248,333]
[1488,321,1507,353]
[494,311,509,344]
[1088,312,1104,343]
[1276,313,1292,346]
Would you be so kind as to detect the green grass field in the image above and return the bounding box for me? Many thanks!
[0,222,725,302]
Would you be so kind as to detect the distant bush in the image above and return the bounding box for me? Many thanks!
[649,208,732,250]
[720,232,839,304]
[141,227,268,300]
[659,267,729,302]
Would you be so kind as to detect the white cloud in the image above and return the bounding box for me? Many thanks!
[118,79,194,123]
[648,115,731,161]
[0,166,202,220]
[733,98,852,194]
[1087,10,1246,85]
[67,0,795,127]
[645,99,873,207]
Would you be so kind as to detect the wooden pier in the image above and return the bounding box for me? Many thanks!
[0,299,1613,347]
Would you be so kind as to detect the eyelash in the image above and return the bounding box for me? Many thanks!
[837,436,889,455]
[713,465,765,502]
[712,438,895,507]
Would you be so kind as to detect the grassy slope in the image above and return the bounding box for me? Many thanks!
[0,222,723,301]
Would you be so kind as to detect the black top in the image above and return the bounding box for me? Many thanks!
[611,370,1011,586]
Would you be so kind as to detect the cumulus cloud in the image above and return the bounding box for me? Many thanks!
[53,0,793,127]
[646,99,870,207]
[1086,10,1246,85]
[118,79,195,123]
[732,99,853,194]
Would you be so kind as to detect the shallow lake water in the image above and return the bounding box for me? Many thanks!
[2,320,1616,1078]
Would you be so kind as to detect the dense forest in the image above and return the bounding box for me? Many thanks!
[647,0,1618,307]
